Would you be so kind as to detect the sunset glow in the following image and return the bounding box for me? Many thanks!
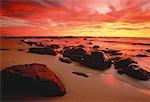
[1,0,150,37]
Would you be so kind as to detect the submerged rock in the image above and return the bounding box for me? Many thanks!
[145,49,150,53]
[59,57,72,64]
[114,58,150,80]
[72,72,89,78]
[0,48,10,51]
[18,49,24,51]
[1,63,66,97]
[136,54,149,57]
[28,47,57,56]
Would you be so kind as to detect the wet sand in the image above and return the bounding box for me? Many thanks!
[0,37,150,102]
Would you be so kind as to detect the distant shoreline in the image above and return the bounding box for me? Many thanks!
[1,36,150,39]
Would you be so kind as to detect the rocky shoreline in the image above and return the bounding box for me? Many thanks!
[1,37,150,102]
[22,38,150,80]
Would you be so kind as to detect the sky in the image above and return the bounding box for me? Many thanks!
[1,0,150,37]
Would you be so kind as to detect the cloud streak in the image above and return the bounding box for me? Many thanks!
[0,17,32,27]
[0,0,150,37]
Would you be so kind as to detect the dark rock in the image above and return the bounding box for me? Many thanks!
[18,49,24,51]
[89,42,92,45]
[72,72,89,77]
[61,47,111,70]
[28,47,57,56]
[76,45,85,48]
[63,46,70,49]
[111,57,122,63]
[25,41,36,46]
[114,58,150,80]
[71,55,85,62]
[125,64,150,80]
[59,57,72,64]
[93,45,100,49]
[61,47,86,61]
[145,49,150,53]
[26,42,34,46]
[0,48,10,50]
[35,42,44,47]
[1,63,66,98]
[81,51,111,70]
[47,44,60,49]
[114,58,137,69]
[83,38,87,40]
[117,69,124,74]
[136,54,149,57]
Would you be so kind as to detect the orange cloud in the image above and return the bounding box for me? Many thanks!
[0,0,150,37]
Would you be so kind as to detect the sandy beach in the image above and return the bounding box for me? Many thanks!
[0,37,150,102]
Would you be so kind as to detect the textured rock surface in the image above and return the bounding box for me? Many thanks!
[59,57,72,64]
[114,58,150,80]
[81,51,111,70]
[1,63,66,97]
[28,47,57,55]
[62,47,111,70]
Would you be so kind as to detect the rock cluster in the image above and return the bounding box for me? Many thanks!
[61,47,111,70]
[114,58,150,80]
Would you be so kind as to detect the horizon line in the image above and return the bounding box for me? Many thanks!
[1,36,150,39]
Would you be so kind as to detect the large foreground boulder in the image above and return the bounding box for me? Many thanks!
[28,47,57,56]
[1,63,66,97]
[114,58,150,80]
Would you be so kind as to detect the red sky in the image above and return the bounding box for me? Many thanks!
[1,0,150,37]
